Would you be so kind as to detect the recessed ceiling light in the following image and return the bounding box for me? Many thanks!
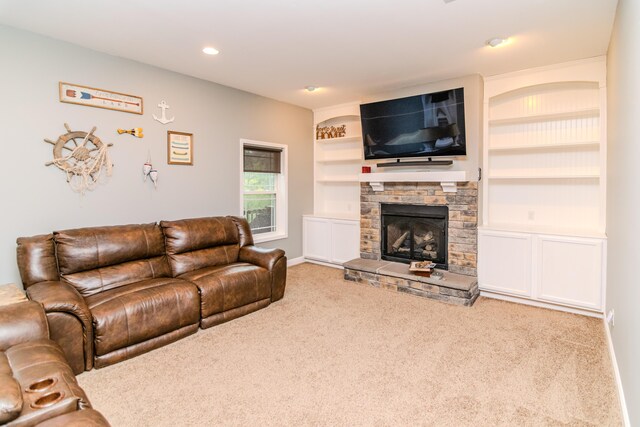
[305,86,318,92]
[202,47,219,55]
[486,37,508,48]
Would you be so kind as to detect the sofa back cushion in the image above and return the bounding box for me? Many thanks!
[16,234,59,288]
[160,217,240,276]
[54,223,171,297]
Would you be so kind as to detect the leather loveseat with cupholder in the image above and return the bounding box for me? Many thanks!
[0,301,110,426]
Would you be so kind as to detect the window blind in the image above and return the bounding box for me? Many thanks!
[243,146,282,173]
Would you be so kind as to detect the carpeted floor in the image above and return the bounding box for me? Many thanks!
[78,263,622,426]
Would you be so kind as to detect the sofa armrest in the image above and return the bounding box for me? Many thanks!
[0,352,22,424]
[239,246,285,271]
[26,281,93,371]
[239,246,287,302]
[0,301,49,351]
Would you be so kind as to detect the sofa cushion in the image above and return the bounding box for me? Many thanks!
[54,223,171,297]
[179,263,271,318]
[0,352,22,424]
[86,279,200,356]
[161,217,241,276]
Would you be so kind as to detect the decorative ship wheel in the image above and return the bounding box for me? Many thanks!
[44,123,114,193]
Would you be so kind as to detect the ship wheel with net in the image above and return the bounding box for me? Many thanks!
[44,123,113,193]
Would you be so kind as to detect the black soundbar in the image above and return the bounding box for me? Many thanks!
[376,158,453,168]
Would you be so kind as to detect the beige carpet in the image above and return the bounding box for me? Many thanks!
[78,263,622,426]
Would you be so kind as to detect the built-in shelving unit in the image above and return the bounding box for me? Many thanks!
[479,57,607,315]
[312,102,363,218]
[483,62,606,233]
[304,102,363,266]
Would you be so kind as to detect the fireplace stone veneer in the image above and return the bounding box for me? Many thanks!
[359,181,478,276]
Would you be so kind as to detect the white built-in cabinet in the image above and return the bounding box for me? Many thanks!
[303,215,360,265]
[303,103,362,266]
[479,57,607,314]
[479,230,604,312]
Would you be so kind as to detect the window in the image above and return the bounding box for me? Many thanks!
[240,140,288,243]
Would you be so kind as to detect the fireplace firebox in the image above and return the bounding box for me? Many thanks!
[381,204,448,269]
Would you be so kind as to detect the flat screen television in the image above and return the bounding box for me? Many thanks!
[360,87,466,160]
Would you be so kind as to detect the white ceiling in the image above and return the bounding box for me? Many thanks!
[0,0,618,110]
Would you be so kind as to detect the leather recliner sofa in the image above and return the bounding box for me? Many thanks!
[0,301,109,426]
[16,216,287,374]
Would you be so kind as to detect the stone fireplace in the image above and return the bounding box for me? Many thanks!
[360,181,478,277]
[344,181,480,306]
[344,180,479,306]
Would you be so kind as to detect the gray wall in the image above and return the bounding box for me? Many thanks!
[606,0,640,423]
[0,25,313,286]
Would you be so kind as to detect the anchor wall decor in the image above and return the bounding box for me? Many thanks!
[152,100,175,125]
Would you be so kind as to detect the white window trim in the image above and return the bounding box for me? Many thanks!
[239,138,288,243]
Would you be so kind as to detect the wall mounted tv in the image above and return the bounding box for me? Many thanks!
[360,87,466,160]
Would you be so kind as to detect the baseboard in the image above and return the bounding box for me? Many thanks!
[287,256,305,267]
[303,258,344,270]
[479,290,603,318]
[287,257,347,270]
[604,319,631,427]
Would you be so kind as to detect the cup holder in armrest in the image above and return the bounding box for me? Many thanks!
[30,391,65,409]
[26,377,57,393]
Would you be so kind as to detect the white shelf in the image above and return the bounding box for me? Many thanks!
[480,224,606,239]
[304,212,360,221]
[316,157,362,163]
[488,141,599,152]
[317,176,359,183]
[359,170,467,183]
[489,108,600,126]
[488,173,599,180]
[314,136,361,143]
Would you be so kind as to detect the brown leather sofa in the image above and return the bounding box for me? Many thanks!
[16,216,287,374]
[0,301,109,426]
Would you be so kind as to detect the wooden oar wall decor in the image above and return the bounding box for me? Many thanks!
[59,82,143,114]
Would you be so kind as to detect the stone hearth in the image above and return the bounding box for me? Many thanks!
[359,181,478,276]
[344,258,479,306]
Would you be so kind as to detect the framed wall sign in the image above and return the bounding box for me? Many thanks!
[59,82,143,114]
[167,131,193,165]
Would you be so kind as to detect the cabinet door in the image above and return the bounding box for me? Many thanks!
[478,230,532,297]
[330,220,360,264]
[303,217,331,262]
[536,235,603,310]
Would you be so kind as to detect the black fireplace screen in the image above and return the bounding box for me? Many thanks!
[381,204,448,268]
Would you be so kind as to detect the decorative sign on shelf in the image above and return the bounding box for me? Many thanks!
[167,131,193,165]
[59,82,143,114]
[316,124,346,140]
